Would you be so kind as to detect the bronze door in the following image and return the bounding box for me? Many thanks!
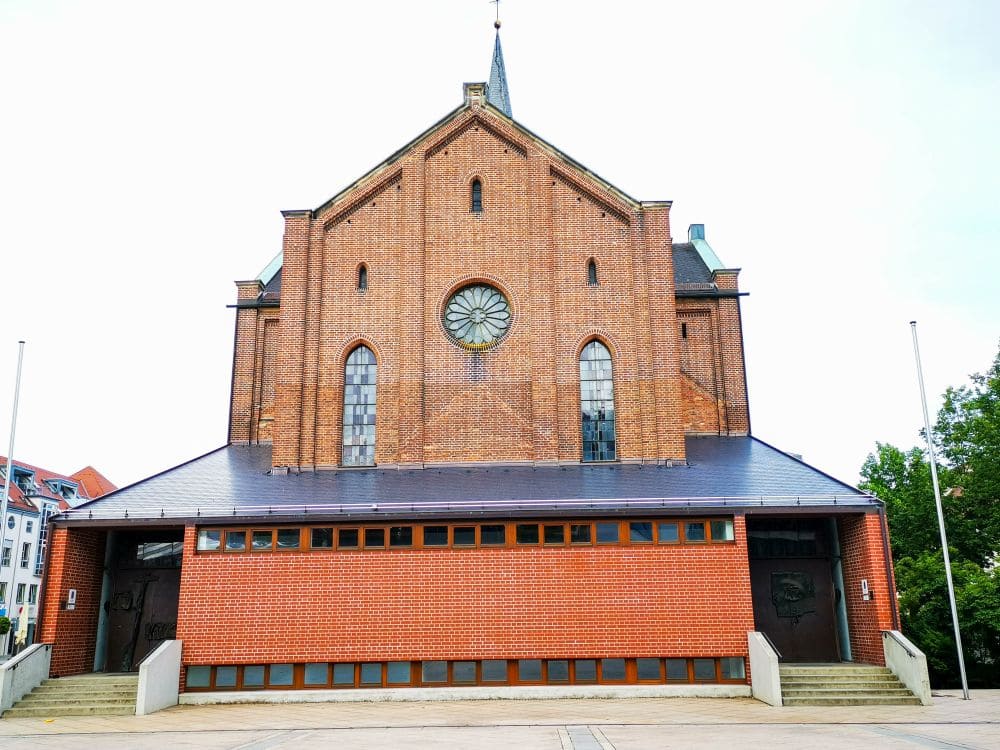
[105,533,182,673]
[750,557,839,662]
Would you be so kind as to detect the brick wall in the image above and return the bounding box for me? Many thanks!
[838,513,896,665]
[264,101,691,470]
[176,519,754,672]
[38,526,106,677]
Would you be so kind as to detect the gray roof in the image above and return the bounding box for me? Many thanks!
[58,436,875,525]
[487,31,512,118]
[672,242,715,285]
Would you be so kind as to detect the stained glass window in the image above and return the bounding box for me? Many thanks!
[342,345,377,466]
[580,340,616,461]
[443,284,511,348]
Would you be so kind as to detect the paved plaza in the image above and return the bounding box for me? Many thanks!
[1,691,997,749]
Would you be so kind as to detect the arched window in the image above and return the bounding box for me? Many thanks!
[471,179,483,213]
[342,345,377,466]
[357,264,368,291]
[587,259,598,286]
[579,340,616,462]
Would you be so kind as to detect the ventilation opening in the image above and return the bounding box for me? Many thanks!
[681,322,687,339]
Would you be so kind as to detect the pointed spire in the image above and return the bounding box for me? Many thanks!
[487,25,512,118]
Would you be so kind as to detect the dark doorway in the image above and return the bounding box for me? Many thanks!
[747,518,840,662]
[105,530,182,672]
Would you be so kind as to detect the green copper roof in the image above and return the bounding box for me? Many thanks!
[487,31,512,118]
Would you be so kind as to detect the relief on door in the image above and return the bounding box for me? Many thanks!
[770,571,817,624]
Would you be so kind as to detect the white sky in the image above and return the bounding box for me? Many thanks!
[1,0,997,489]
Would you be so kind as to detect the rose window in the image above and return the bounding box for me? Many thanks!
[443,284,512,348]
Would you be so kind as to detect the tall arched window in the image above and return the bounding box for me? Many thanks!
[587,259,598,286]
[342,345,377,466]
[471,179,483,213]
[579,340,616,462]
[357,264,368,291]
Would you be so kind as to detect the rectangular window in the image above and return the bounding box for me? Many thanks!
[710,519,735,542]
[196,530,220,552]
[543,525,565,545]
[421,661,447,683]
[311,528,333,549]
[333,663,356,686]
[518,659,543,682]
[693,658,716,681]
[216,666,237,688]
[186,666,211,688]
[547,660,570,682]
[453,526,475,546]
[28,584,37,604]
[721,657,745,680]
[570,524,592,544]
[252,530,273,551]
[629,522,653,543]
[596,522,619,544]
[304,663,329,686]
[423,526,448,546]
[481,660,507,682]
[15,584,25,603]
[387,661,411,685]
[601,658,626,682]
[360,662,382,685]
[276,529,301,550]
[516,524,539,544]
[480,524,505,545]
[575,659,597,682]
[685,522,707,543]
[363,528,385,549]
[269,664,294,686]
[657,522,679,544]
[225,531,246,552]
[453,661,477,683]
[389,526,413,547]
[665,659,688,681]
[636,658,662,681]
[243,665,265,687]
[338,529,359,549]
[0,583,6,601]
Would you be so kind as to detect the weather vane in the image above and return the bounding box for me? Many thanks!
[491,0,501,29]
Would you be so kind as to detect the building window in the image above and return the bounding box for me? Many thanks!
[579,340,616,462]
[19,542,30,568]
[342,345,377,466]
[0,583,6,602]
[15,583,25,604]
[357,264,368,291]
[587,259,598,286]
[471,179,483,213]
[28,584,37,604]
[1,543,10,567]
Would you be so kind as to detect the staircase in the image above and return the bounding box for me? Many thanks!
[3,673,138,718]
[779,664,921,706]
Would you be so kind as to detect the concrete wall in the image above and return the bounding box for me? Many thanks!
[747,632,781,707]
[136,639,182,715]
[0,642,51,711]
[882,630,932,705]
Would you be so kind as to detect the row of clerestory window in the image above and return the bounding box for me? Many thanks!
[355,260,598,292]
[340,340,617,466]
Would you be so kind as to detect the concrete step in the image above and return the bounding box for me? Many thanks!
[780,666,892,676]
[782,687,914,698]
[3,704,136,718]
[42,677,138,687]
[780,674,901,685]
[781,681,906,691]
[31,685,138,696]
[783,695,923,706]
[18,694,138,706]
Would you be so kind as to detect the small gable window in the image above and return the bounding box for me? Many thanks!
[587,259,598,286]
[357,264,368,291]
[471,179,483,214]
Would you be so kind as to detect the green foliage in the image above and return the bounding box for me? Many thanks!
[0,616,8,635]
[860,344,1000,688]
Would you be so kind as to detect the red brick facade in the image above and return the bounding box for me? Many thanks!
[838,513,898,665]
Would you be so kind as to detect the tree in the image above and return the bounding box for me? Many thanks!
[860,344,1000,688]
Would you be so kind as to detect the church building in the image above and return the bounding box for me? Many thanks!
[37,28,901,702]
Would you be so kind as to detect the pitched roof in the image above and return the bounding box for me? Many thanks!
[57,436,875,525]
[487,31,512,117]
[2,456,115,512]
[70,466,118,499]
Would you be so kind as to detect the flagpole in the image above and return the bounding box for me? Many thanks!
[909,322,970,699]
[1,342,26,636]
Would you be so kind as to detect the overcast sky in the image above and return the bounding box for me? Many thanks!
[1,0,997,489]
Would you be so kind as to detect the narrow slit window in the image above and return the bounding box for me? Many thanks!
[579,341,616,462]
[471,179,483,213]
[342,345,377,466]
[587,259,598,286]
[357,264,368,291]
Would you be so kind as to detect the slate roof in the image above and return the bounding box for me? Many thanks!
[672,242,715,285]
[57,436,875,525]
